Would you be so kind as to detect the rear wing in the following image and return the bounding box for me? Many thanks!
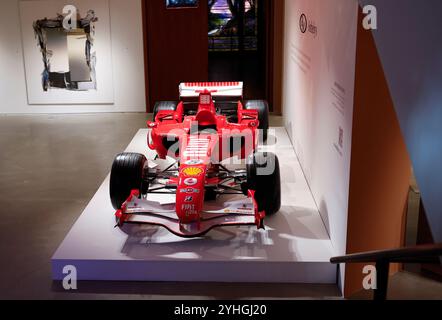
[179,82,243,99]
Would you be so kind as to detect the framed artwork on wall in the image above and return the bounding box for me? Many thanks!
[20,0,114,105]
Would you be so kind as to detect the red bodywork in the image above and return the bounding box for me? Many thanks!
[116,84,265,237]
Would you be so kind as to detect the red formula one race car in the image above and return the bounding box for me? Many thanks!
[110,82,281,237]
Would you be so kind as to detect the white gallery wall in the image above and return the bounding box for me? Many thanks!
[282,0,358,286]
[0,0,146,113]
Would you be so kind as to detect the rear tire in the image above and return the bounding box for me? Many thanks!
[246,152,281,215]
[244,100,270,142]
[153,101,178,121]
[110,153,147,210]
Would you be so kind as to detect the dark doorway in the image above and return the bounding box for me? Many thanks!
[143,0,209,111]
[143,0,274,112]
[208,0,269,103]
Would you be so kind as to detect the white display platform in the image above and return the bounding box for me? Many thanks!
[52,128,336,283]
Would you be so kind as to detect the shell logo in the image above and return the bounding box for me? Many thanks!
[182,167,204,177]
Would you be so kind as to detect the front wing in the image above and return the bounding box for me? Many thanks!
[115,190,265,238]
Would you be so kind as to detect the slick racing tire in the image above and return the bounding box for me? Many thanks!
[246,152,281,216]
[110,153,147,210]
[244,100,270,142]
[152,101,178,121]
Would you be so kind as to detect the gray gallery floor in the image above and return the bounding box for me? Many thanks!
[0,113,440,300]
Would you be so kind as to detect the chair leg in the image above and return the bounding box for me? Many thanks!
[374,260,390,301]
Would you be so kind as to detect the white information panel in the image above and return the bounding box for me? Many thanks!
[282,0,358,288]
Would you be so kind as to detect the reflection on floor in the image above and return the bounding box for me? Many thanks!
[0,113,439,299]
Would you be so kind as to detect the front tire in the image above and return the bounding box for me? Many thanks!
[246,152,281,215]
[153,101,178,121]
[244,100,270,142]
[110,153,147,210]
